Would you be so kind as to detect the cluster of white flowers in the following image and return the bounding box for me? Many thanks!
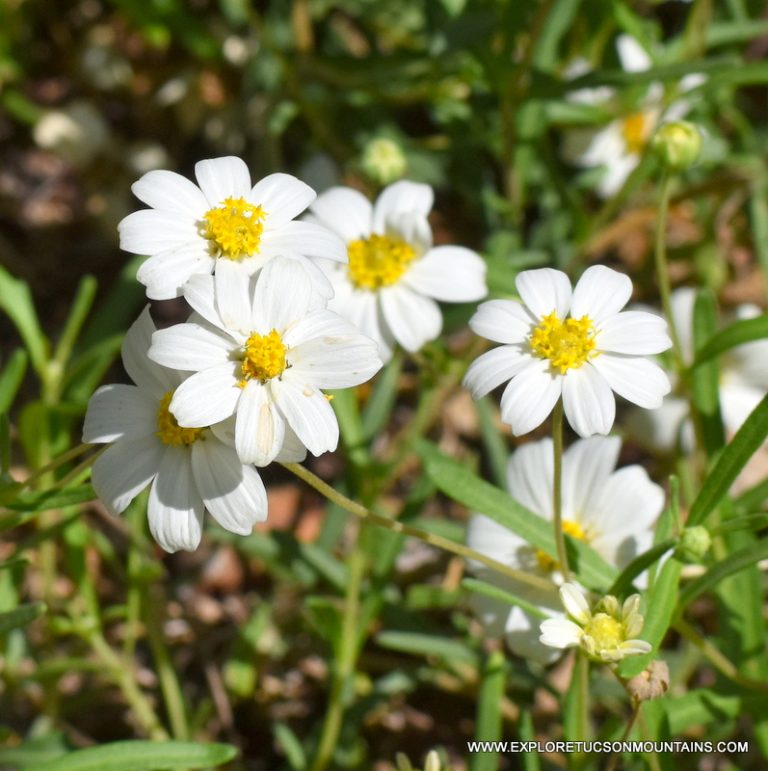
[86,156,487,551]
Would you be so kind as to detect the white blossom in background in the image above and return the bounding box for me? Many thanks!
[149,257,382,467]
[464,265,672,437]
[564,35,704,197]
[466,436,662,661]
[305,181,487,362]
[540,583,652,663]
[82,308,303,553]
[118,155,346,300]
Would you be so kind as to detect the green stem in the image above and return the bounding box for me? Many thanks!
[605,704,639,771]
[552,399,570,582]
[309,542,365,771]
[19,442,93,489]
[281,462,554,593]
[49,446,106,490]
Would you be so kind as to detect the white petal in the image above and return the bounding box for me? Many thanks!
[559,583,590,623]
[570,265,633,322]
[191,438,268,534]
[463,346,532,398]
[616,35,651,73]
[83,384,157,443]
[169,363,242,427]
[150,323,233,371]
[148,446,204,552]
[388,212,432,253]
[183,273,224,329]
[576,122,624,169]
[131,169,208,217]
[619,640,652,655]
[540,618,582,648]
[261,221,346,262]
[589,466,664,537]
[326,283,393,362]
[669,287,696,362]
[591,354,671,408]
[506,438,554,519]
[506,606,561,663]
[372,181,433,233]
[118,209,199,255]
[597,311,672,355]
[235,380,286,466]
[252,257,314,334]
[250,173,315,228]
[561,436,620,522]
[136,245,214,300]
[597,153,639,198]
[274,423,309,463]
[195,156,251,205]
[273,381,339,456]
[466,514,527,570]
[516,268,572,319]
[380,284,442,352]
[282,308,356,348]
[468,299,533,344]
[91,435,163,515]
[499,360,561,436]
[214,259,252,334]
[403,246,487,302]
[288,333,381,389]
[561,363,616,437]
[121,306,178,398]
[309,186,373,242]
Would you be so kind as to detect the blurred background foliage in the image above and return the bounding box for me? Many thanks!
[2,0,768,769]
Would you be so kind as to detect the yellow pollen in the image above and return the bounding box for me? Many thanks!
[536,520,587,571]
[240,329,288,385]
[347,234,417,290]
[156,392,204,446]
[529,312,597,374]
[584,613,624,651]
[202,196,266,260]
[621,112,651,155]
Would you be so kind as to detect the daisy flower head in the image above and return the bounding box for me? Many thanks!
[148,256,383,467]
[565,35,704,198]
[82,307,295,553]
[539,583,652,663]
[305,181,487,362]
[463,265,673,437]
[466,435,663,661]
[118,156,346,300]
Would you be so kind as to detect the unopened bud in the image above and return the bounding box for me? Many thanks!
[627,660,670,705]
[652,121,702,172]
[361,137,407,184]
[675,525,711,563]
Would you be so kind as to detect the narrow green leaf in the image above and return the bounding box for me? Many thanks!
[608,540,676,597]
[0,602,46,634]
[417,439,617,589]
[691,290,724,456]
[0,266,48,376]
[676,539,768,617]
[36,741,238,771]
[54,275,98,369]
[733,477,768,513]
[474,397,508,489]
[0,349,28,414]
[361,351,402,441]
[461,578,548,620]
[518,709,541,771]
[563,653,589,744]
[662,690,768,734]
[470,650,506,771]
[275,722,307,770]
[687,393,768,527]
[749,183,768,299]
[375,631,479,664]
[691,314,768,369]
[1,484,96,512]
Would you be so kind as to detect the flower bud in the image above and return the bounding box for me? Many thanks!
[675,525,711,563]
[627,660,670,705]
[361,137,407,184]
[652,121,702,172]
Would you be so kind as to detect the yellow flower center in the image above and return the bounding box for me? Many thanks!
[347,234,417,290]
[529,312,597,374]
[584,613,624,651]
[621,111,652,155]
[156,392,204,446]
[202,196,266,260]
[240,329,288,385]
[536,520,587,571]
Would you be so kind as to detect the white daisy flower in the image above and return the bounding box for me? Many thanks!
[466,435,663,661]
[463,265,673,437]
[305,181,487,362]
[627,288,768,451]
[82,307,303,553]
[118,155,346,300]
[540,583,652,663]
[565,35,704,197]
[148,257,382,466]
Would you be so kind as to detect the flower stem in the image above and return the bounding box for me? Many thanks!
[281,462,554,593]
[18,442,93,490]
[552,398,571,582]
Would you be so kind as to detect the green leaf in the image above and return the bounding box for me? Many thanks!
[474,397,508,488]
[35,741,238,771]
[274,722,307,770]
[662,690,768,734]
[691,314,768,369]
[1,484,96,512]
[361,351,402,442]
[461,578,548,619]
[0,601,46,634]
[417,439,616,589]
[0,266,48,377]
[375,631,479,664]
[470,649,506,771]
[687,393,768,527]
[0,348,28,414]
[676,539,768,617]
[0,731,70,767]
[608,539,676,598]
[54,275,98,370]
